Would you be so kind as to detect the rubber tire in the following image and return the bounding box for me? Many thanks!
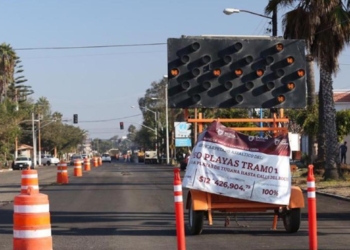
[187,198,204,235]
[283,208,301,233]
[47,161,51,166]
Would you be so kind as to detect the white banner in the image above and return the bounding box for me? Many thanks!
[182,121,292,205]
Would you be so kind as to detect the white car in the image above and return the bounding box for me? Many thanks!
[13,156,32,170]
[101,154,111,163]
[41,155,60,166]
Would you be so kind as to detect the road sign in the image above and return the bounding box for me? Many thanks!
[167,36,306,109]
[175,138,192,147]
[175,122,191,138]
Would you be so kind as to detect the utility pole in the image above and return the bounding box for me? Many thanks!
[14,89,18,159]
[165,78,170,165]
[272,8,277,36]
[38,113,42,166]
[155,111,159,162]
[32,112,37,168]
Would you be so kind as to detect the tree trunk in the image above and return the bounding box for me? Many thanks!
[320,62,340,180]
[317,81,325,162]
[306,54,316,162]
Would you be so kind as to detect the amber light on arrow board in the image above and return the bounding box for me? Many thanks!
[213,69,221,77]
[297,69,305,77]
[256,69,264,77]
[170,68,179,77]
[276,43,284,51]
[286,56,295,64]
[277,95,285,103]
[234,68,243,76]
[287,82,295,90]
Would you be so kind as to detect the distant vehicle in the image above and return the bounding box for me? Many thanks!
[101,154,112,163]
[108,149,120,160]
[82,154,88,159]
[69,155,84,166]
[13,156,32,170]
[41,155,60,166]
[144,151,158,164]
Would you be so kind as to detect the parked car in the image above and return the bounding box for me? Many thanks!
[41,155,60,166]
[12,156,32,170]
[69,155,84,166]
[101,154,112,163]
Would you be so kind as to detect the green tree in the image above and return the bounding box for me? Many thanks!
[0,43,16,103]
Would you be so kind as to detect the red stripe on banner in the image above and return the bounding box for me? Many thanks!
[200,122,290,156]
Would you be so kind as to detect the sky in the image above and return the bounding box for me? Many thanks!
[2,0,350,139]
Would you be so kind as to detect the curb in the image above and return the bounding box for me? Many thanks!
[302,188,350,201]
[316,190,350,201]
[0,169,13,172]
[0,165,45,173]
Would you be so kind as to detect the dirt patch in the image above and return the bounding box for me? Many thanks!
[292,167,350,198]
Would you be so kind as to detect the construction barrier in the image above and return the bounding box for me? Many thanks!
[84,158,91,171]
[13,170,52,250]
[61,162,69,184]
[93,157,98,168]
[21,170,39,195]
[98,157,102,166]
[57,160,68,184]
[307,164,317,250]
[173,168,186,250]
[56,162,63,184]
[74,159,83,177]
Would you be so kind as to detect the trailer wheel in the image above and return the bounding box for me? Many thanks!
[283,208,301,233]
[188,199,204,235]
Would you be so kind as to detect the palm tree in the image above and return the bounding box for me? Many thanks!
[0,43,16,102]
[265,0,350,180]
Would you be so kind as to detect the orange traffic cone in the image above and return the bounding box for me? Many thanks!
[57,160,68,184]
[13,170,52,250]
[74,159,82,177]
[61,162,69,184]
[20,170,39,195]
[57,163,62,184]
[93,157,98,168]
[98,157,102,166]
[84,158,90,171]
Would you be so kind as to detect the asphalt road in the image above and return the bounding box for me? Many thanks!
[1,161,350,250]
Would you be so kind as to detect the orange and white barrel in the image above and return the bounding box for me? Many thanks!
[56,163,62,184]
[21,170,39,195]
[98,157,102,166]
[13,191,52,250]
[61,163,69,184]
[73,159,82,177]
[93,157,98,167]
[84,158,90,171]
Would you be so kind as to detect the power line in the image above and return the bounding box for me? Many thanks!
[14,42,166,51]
[62,114,142,123]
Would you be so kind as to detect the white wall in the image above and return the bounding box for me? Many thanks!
[335,102,350,111]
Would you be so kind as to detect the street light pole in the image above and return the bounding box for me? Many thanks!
[164,75,170,165]
[223,7,277,36]
[223,6,278,137]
